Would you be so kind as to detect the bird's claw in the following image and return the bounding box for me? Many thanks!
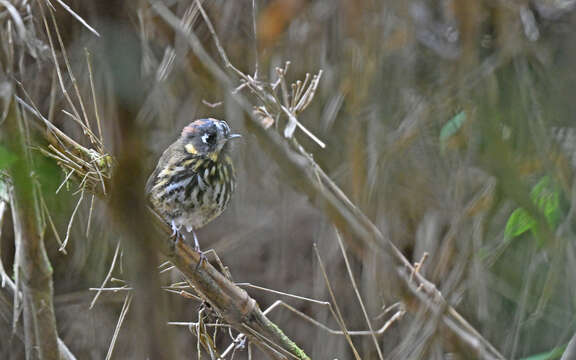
[169,221,183,253]
[194,247,207,271]
[234,336,247,351]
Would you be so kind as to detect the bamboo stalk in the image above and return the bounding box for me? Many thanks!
[2,93,62,360]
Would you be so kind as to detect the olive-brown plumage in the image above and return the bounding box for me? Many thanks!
[146,118,239,248]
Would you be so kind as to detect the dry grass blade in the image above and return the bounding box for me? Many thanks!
[60,189,84,252]
[85,49,104,145]
[335,231,384,360]
[280,105,326,148]
[85,194,95,237]
[264,300,404,337]
[313,244,362,360]
[0,0,26,40]
[239,282,404,336]
[250,0,259,78]
[52,0,100,37]
[47,7,101,148]
[16,94,112,196]
[38,190,65,252]
[105,293,133,360]
[90,242,122,309]
[237,283,329,305]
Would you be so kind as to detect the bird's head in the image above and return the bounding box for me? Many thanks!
[181,118,240,160]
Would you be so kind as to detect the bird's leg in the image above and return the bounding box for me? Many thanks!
[170,220,183,252]
[191,229,207,270]
[171,220,179,237]
[191,229,200,251]
[234,335,247,351]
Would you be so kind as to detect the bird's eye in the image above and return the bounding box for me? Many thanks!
[201,132,216,145]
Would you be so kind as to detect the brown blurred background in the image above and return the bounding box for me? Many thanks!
[2,0,576,359]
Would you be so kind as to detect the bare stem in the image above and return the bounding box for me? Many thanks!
[0,273,77,360]
[2,92,63,360]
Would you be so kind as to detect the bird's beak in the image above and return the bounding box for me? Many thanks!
[227,134,242,140]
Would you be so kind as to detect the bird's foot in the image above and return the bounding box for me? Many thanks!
[170,221,183,253]
[185,229,207,271]
[170,221,180,237]
[194,246,208,271]
[234,336,247,351]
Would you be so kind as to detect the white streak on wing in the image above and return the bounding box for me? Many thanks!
[163,176,192,193]
[218,183,226,207]
[197,174,207,190]
[212,181,221,201]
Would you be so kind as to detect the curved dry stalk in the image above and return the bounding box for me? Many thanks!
[335,231,384,360]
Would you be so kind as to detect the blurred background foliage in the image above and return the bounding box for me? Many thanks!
[2,0,576,359]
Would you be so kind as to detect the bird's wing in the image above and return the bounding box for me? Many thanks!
[145,140,182,194]
[145,164,161,194]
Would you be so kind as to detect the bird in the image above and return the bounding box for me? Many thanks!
[146,118,241,252]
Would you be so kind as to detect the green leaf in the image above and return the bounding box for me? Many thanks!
[505,176,562,239]
[530,176,561,226]
[0,145,17,169]
[519,344,566,360]
[505,208,536,238]
[440,111,467,142]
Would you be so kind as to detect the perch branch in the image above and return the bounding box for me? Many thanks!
[150,211,310,360]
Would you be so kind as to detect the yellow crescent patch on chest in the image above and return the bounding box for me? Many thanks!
[185,143,198,155]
